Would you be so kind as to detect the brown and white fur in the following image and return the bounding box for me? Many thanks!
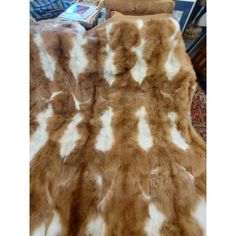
[30,14,206,236]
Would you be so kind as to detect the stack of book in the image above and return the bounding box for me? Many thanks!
[57,0,104,28]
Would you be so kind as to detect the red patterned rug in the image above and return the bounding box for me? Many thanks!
[191,85,206,141]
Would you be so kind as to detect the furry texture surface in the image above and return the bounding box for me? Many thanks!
[30,14,206,236]
[105,0,175,16]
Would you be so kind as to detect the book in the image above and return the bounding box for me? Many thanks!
[57,0,104,28]
[77,0,103,7]
[58,3,96,20]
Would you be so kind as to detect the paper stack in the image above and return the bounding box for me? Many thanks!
[57,0,104,28]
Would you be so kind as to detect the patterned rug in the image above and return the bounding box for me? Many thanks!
[191,85,206,141]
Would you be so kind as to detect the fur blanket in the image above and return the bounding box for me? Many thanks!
[30,14,206,236]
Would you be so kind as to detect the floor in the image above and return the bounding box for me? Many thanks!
[191,85,206,141]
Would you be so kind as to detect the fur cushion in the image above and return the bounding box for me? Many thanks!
[105,0,175,16]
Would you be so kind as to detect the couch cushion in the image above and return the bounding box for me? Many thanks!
[105,0,175,15]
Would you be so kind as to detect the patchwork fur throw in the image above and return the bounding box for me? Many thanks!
[30,14,206,236]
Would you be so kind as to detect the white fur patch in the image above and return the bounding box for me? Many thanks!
[106,22,113,34]
[160,90,172,98]
[131,39,147,84]
[168,112,177,123]
[169,18,180,47]
[136,19,144,29]
[69,33,88,79]
[169,127,189,150]
[95,107,114,152]
[145,203,166,236]
[179,165,195,182]
[136,107,153,151]
[30,105,53,161]
[104,23,117,86]
[168,112,189,151]
[50,91,63,101]
[165,18,181,81]
[73,96,91,111]
[47,211,62,236]
[192,197,206,233]
[34,33,56,81]
[86,216,106,236]
[138,183,151,201]
[73,96,81,111]
[104,45,116,86]
[32,222,46,236]
[95,175,103,188]
[165,51,181,81]
[98,180,115,211]
[151,168,160,175]
[59,113,83,158]
[192,83,197,92]
[188,111,191,120]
